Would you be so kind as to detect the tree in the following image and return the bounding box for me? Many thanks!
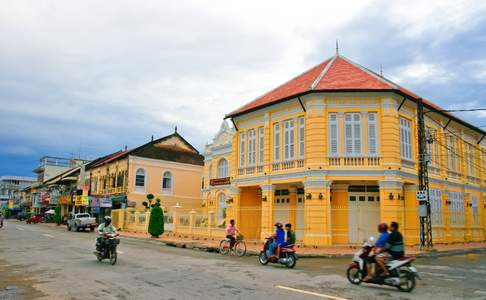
[143,194,155,210]
[148,199,164,238]
[53,206,61,225]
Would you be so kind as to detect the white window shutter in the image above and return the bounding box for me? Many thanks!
[354,114,362,155]
[329,113,339,157]
[368,113,377,156]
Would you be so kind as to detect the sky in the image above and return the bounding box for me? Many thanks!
[1,0,486,177]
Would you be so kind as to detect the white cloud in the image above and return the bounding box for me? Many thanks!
[390,62,453,84]
[0,0,485,166]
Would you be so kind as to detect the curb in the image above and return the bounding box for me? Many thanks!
[119,235,486,259]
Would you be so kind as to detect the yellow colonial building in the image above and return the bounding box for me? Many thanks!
[222,54,486,246]
[202,121,235,227]
[85,130,204,229]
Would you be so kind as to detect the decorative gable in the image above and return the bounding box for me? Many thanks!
[154,136,197,154]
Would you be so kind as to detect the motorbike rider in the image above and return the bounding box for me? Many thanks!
[225,219,240,249]
[363,223,389,281]
[384,221,404,259]
[267,222,285,258]
[95,216,118,253]
[284,223,295,246]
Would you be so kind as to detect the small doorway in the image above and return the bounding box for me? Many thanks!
[273,191,290,225]
[348,192,380,244]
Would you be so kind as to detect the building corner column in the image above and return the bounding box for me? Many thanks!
[303,179,332,246]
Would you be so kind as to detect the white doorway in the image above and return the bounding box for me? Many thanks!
[273,195,290,225]
[348,193,380,244]
[295,194,305,241]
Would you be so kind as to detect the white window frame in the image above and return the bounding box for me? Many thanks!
[217,193,227,225]
[467,144,475,176]
[448,136,456,171]
[400,117,412,160]
[239,132,245,168]
[430,189,442,226]
[448,191,464,226]
[135,168,146,192]
[273,123,281,162]
[298,116,305,159]
[162,171,173,194]
[284,119,295,161]
[258,127,264,165]
[367,112,378,157]
[247,129,256,166]
[218,158,229,178]
[472,195,479,226]
[328,113,339,157]
[344,113,362,157]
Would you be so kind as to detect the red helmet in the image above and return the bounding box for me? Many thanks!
[378,223,388,233]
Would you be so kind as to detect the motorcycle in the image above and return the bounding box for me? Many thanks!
[94,233,120,265]
[258,237,297,268]
[346,237,419,292]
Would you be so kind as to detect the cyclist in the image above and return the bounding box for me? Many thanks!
[225,219,239,249]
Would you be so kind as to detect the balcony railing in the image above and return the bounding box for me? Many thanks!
[327,157,381,166]
[467,175,481,185]
[272,159,304,171]
[446,170,462,179]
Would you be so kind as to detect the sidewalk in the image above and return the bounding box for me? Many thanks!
[119,231,486,258]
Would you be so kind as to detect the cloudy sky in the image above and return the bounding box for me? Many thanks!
[1,0,486,176]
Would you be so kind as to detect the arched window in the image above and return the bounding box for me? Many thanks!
[135,168,146,191]
[162,171,172,193]
[218,158,229,178]
[218,193,227,224]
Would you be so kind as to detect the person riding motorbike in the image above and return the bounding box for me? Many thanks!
[267,222,285,258]
[384,221,404,260]
[225,219,240,249]
[95,216,118,254]
[284,223,295,246]
[364,223,389,281]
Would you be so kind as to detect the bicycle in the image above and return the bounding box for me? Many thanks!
[219,234,246,257]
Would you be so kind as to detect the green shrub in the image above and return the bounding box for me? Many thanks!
[54,206,61,225]
[148,199,164,238]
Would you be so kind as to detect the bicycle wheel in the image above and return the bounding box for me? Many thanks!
[219,239,230,255]
[234,240,246,257]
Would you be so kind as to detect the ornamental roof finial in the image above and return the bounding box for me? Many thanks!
[336,39,339,56]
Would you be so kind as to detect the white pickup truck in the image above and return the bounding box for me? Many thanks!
[67,213,97,232]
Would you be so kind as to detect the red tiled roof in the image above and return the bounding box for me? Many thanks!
[226,55,485,135]
[227,55,437,117]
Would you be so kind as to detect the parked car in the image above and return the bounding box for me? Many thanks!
[16,212,32,221]
[26,214,43,224]
[67,213,97,232]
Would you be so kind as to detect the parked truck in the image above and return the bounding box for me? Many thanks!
[67,213,97,232]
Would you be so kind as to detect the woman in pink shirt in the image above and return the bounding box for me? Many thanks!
[226,219,239,248]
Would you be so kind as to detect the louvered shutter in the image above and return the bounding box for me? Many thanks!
[353,113,362,155]
[368,113,377,156]
[345,114,353,155]
[328,113,339,157]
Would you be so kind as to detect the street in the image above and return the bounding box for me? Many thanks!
[1,221,486,300]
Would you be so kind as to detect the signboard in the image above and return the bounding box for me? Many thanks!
[100,197,112,208]
[82,196,89,206]
[416,190,428,201]
[210,177,231,186]
[74,195,83,206]
[59,196,71,205]
[90,197,99,208]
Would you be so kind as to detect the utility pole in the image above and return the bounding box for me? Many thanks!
[416,98,433,249]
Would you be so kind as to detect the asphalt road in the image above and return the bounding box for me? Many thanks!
[1,220,486,300]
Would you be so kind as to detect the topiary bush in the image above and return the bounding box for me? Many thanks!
[54,206,61,225]
[148,199,164,238]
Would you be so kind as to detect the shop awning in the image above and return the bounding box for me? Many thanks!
[110,195,127,204]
